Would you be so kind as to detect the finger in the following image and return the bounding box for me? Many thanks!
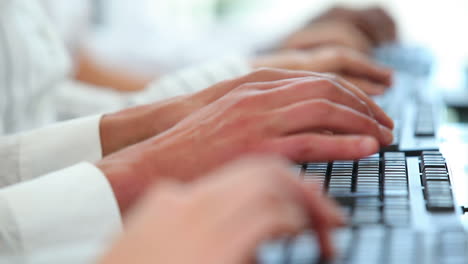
[272,176,344,259]
[272,99,393,145]
[337,51,393,86]
[229,68,393,129]
[262,134,380,162]
[282,180,346,228]
[256,70,393,129]
[233,160,343,261]
[301,183,346,227]
[242,70,394,129]
[283,22,373,53]
[235,68,321,86]
[243,204,309,262]
[295,183,345,259]
[318,73,394,129]
[344,76,387,96]
[240,179,311,263]
[249,78,373,117]
[365,7,397,42]
[199,68,320,103]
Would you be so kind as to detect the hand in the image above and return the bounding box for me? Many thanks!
[96,69,394,213]
[100,64,391,156]
[282,20,373,54]
[99,95,200,156]
[324,6,397,45]
[285,5,396,51]
[252,46,393,95]
[98,156,345,264]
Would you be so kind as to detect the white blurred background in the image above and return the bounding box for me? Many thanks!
[50,0,468,77]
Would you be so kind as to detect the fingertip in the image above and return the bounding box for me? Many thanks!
[367,86,386,96]
[372,64,393,85]
[358,136,379,156]
[382,114,395,130]
[379,125,394,146]
[383,69,394,86]
[318,230,336,260]
[375,109,394,130]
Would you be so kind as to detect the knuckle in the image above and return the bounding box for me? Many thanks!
[322,82,343,98]
[236,82,255,92]
[258,188,283,212]
[314,78,335,88]
[332,48,348,60]
[287,79,317,93]
[251,67,278,77]
[326,73,344,83]
[230,91,257,108]
[311,99,335,115]
[333,48,346,61]
[303,78,339,96]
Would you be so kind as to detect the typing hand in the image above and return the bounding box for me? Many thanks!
[312,6,397,45]
[282,5,397,52]
[282,20,373,54]
[98,157,345,264]
[96,69,394,213]
[252,46,393,95]
[99,66,391,156]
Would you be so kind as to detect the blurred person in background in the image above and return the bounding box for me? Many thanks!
[0,0,395,132]
[283,5,397,53]
[40,0,396,92]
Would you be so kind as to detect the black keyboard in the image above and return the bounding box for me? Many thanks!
[296,151,448,226]
[258,150,468,264]
[257,45,468,264]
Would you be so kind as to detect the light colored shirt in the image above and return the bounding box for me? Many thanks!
[0,116,122,264]
[0,0,252,134]
[0,0,251,263]
[0,0,71,133]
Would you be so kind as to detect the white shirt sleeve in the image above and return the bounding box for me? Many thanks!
[130,56,252,105]
[0,115,104,187]
[51,56,252,120]
[0,162,122,264]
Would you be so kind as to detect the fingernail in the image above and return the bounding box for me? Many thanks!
[379,125,394,145]
[359,137,378,154]
[385,116,395,130]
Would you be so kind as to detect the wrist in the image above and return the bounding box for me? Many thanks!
[97,130,183,214]
[99,95,196,156]
[97,158,148,215]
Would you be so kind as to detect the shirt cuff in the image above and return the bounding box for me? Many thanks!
[0,162,122,264]
[19,115,104,181]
